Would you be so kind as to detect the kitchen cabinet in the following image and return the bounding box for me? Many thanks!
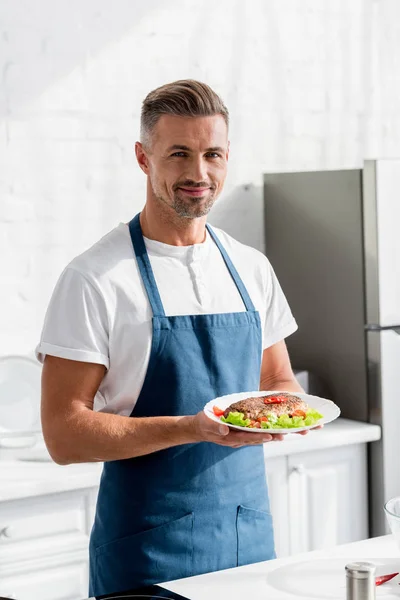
[0,487,99,600]
[265,443,368,558]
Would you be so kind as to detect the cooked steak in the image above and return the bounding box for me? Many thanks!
[223,393,307,420]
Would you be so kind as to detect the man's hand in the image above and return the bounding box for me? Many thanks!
[296,424,324,436]
[191,411,285,447]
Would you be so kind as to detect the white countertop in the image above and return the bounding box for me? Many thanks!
[0,418,380,502]
[0,459,103,502]
[163,535,400,600]
[263,417,381,458]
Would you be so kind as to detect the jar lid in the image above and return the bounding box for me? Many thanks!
[345,562,376,579]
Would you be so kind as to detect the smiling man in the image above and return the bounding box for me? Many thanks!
[37,80,303,597]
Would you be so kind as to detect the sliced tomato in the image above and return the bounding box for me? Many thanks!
[375,572,398,586]
[213,406,225,417]
[263,395,286,404]
[258,416,269,422]
[292,410,307,418]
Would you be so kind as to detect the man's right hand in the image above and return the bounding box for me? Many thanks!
[190,411,285,447]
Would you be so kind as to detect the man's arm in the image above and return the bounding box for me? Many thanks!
[260,340,322,436]
[41,356,276,465]
[259,339,303,392]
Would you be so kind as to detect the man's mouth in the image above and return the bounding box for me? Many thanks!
[177,187,210,197]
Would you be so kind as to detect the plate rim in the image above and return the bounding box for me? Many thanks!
[267,557,400,597]
[0,354,42,368]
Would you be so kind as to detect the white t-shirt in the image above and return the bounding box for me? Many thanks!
[35,223,297,415]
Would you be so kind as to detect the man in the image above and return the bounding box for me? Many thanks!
[37,80,305,597]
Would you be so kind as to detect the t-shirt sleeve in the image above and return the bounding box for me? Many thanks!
[35,267,110,368]
[262,258,298,349]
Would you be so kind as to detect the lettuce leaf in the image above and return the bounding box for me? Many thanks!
[220,411,251,428]
[221,409,323,430]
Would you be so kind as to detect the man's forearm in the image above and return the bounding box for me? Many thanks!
[46,409,198,465]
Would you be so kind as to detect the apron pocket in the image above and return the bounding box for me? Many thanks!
[236,505,275,567]
[94,512,194,595]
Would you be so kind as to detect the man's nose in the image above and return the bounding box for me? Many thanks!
[187,157,208,183]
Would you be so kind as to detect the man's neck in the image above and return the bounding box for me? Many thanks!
[139,202,207,247]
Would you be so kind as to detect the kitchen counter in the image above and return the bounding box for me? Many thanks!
[263,417,381,458]
[0,459,102,501]
[163,534,400,599]
[0,418,379,501]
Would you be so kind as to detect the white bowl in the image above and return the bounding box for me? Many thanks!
[384,496,400,552]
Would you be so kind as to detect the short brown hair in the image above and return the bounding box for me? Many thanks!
[140,79,229,147]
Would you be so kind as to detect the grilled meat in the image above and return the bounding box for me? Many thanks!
[223,393,307,421]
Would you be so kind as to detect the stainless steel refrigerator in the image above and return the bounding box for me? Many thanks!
[264,160,400,537]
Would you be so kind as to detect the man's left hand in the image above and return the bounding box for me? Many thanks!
[270,424,324,441]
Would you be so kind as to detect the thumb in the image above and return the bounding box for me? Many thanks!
[201,411,229,436]
[217,423,229,436]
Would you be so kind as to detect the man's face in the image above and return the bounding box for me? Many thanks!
[138,114,229,219]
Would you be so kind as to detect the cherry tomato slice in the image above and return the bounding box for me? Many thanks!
[213,406,225,417]
[292,410,307,418]
[263,395,286,404]
[258,416,269,422]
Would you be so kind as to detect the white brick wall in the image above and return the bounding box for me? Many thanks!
[1,0,400,356]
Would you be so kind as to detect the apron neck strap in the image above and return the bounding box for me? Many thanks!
[128,213,256,316]
[129,214,166,317]
[206,225,256,312]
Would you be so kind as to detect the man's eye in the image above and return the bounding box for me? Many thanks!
[206,153,221,158]
[171,152,187,157]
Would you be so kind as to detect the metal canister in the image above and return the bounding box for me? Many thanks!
[345,562,376,600]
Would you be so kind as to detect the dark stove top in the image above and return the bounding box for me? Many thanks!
[87,584,191,600]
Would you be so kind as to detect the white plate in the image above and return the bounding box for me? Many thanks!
[0,355,42,434]
[203,390,340,434]
[267,558,400,598]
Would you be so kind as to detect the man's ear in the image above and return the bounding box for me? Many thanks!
[135,142,150,175]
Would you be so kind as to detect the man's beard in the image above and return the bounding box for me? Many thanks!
[151,178,217,219]
[170,189,216,218]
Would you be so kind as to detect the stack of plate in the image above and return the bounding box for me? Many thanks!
[0,355,43,457]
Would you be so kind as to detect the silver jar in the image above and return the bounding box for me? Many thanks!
[345,562,376,600]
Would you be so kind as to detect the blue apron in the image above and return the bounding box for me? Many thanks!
[89,213,275,597]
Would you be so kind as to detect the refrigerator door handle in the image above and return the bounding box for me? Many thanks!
[365,324,400,335]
